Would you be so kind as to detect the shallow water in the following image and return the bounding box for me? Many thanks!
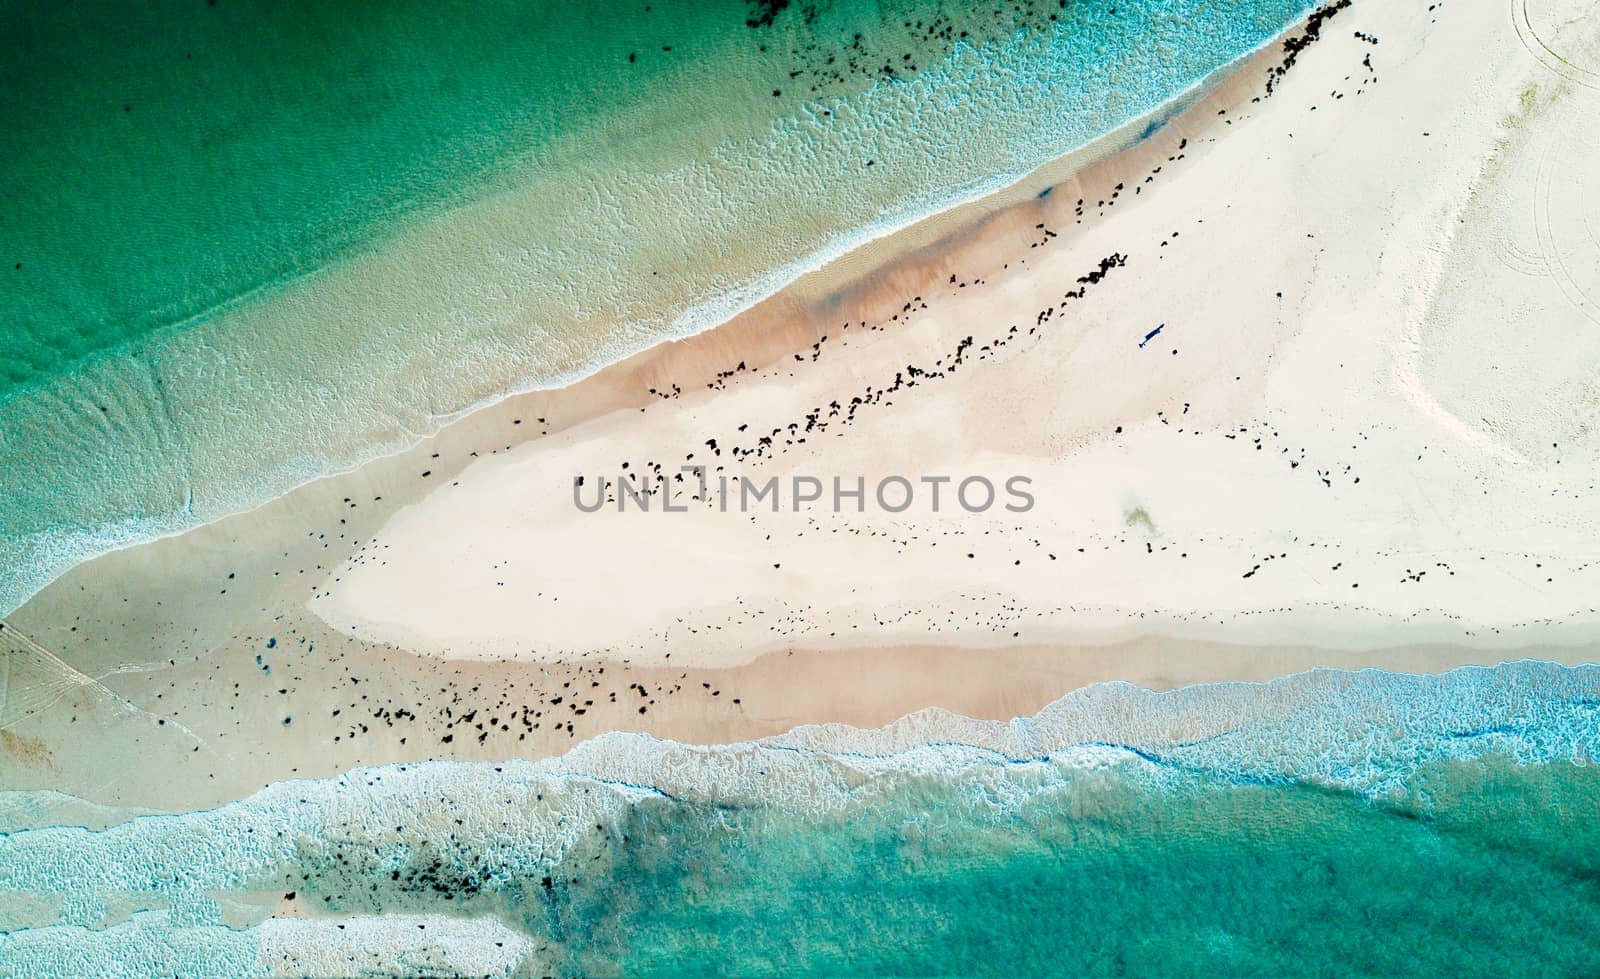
[1,663,1596,976]
[0,0,1313,615]
[548,756,1600,977]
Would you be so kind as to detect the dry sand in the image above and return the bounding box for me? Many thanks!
[4,0,1599,813]
[314,0,1600,662]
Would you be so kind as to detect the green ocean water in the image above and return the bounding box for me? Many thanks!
[1,664,1596,976]
[0,0,1313,614]
[1,0,792,389]
[541,756,1600,977]
[7,0,933,386]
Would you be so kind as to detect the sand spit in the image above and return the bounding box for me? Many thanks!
[4,0,1599,815]
[313,0,1600,663]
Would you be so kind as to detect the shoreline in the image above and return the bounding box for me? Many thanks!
[7,0,1600,973]
[2,608,1595,814]
[0,4,1317,620]
[6,0,1600,818]
[4,657,1596,976]
[307,0,1600,666]
[4,654,1597,821]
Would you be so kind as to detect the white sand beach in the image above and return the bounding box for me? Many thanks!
[312,0,1600,664]
[4,0,1599,813]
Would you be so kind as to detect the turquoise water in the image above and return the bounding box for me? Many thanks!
[0,0,1313,615]
[2,663,1597,976]
[552,756,1600,977]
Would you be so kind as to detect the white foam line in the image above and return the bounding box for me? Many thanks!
[0,5,1314,618]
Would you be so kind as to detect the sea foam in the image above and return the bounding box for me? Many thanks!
[0,0,1316,617]
[1,661,1595,976]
